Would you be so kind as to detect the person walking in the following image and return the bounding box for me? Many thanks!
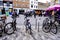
[12,11,18,31]
[24,19,32,34]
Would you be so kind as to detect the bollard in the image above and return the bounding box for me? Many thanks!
[35,18,37,29]
[38,22,39,32]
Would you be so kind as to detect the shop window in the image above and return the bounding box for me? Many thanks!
[36,6,37,8]
[19,10,24,14]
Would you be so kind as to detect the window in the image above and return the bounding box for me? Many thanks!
[31,1,33,3]
[34,2,37,4]
[34,6,37,8]
[34,5,35,8]
[34,2,35,4]
[36,0,38,1]
[36,6,38,8]
[36,2,37,4]
[31,5,33,8]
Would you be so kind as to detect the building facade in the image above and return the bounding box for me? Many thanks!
[2,0,13,14]
[13,0,29,14]
[50,0,60,5]
[38,2,49,10]
[3,0,13,13]
[0,0,3,15]
[3,0,13,9]
[50,0,55,6]
[55,0,60,4]
[30,0,38,9]
[0,0,13,14]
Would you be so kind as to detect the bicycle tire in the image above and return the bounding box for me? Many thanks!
[50,24,57,34]
[4,22,14,35]
[42,24,50,33]
[0,30,3,37]
[42,18,50,33]
[0,23,3,37]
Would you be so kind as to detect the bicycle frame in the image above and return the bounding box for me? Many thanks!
[11,18,16,31]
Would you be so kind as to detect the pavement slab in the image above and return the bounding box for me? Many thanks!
[0,15,60,40]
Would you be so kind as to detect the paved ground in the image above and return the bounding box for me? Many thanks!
[0,15,60,40]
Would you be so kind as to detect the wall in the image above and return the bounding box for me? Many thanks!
[38,2,49,10]
[13,0,29,8]
[30,0,38,9]
[13,0,30,14]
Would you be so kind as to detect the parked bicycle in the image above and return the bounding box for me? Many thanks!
[42,17,57,34]
[5,16,17,34]
[24,19,32,34]
[0,15,14,37]
[5,12,19,35]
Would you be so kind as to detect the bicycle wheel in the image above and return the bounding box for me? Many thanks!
[0,23,3,37]
[4,22,14,35]
[50,24,57,34]
[42,18,50,33]
[42,24,50,33]
[0,28,3,37]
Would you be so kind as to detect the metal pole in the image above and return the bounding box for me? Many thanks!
[38,22,39,32]
[35,18,37,29]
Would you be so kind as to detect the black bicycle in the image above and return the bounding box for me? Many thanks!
[42,17,57,34]
[0,16,15,37]
[4,17,17,35]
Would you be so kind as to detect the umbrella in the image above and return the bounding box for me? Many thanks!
[53,4,60,11]
[46,6,54,11]
[46,5,60,11]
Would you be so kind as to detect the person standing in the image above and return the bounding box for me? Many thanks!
[12,11,18,18]
[5,10,9,16]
